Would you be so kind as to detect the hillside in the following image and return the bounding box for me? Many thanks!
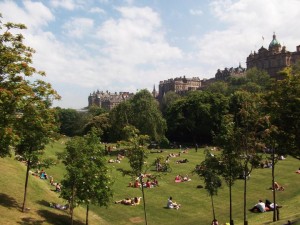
[0,140,300,225]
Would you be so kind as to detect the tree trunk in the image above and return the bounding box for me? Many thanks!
[86,203,89,225]
[71,185,75,225]
[22,159,31,212]
[211,195,216,220]
[140,176,148,225]
[229,179,234,225]
[243,166,248,225]
[272,148,277,221]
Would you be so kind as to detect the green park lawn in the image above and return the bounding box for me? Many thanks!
[0,139,300,225]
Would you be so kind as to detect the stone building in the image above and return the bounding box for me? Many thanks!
[247,33,300,79]
[215,63,246,81]
[88,90,134,110]
[158,76,201,100]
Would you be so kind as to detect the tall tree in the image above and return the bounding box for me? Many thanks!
[214,114,244,225]
[194,149,222,222]
[109,89,167,143]
[118,125,150,225]
[0,15,60,157]
[0,15,60,211]
[60,129,113,225]
[228,91,262,225]
[166,91,228,143]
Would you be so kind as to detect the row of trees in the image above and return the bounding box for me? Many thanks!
[194,64,300,225]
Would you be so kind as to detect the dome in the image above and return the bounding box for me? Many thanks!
[269,33,281,50]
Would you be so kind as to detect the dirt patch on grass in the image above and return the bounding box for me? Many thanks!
[129,217,144,223]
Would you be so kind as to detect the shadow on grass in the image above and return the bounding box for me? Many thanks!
[0,193,19,209]
[36,200,50,207]
[17,217,45,225]
[37,209,85,225]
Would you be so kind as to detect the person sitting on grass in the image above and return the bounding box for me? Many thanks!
[166,196,181,210]
[145,179,152,188]
[134,179,141,188]
[175,175,183,182]
[40,169,48,179]
[151,178,158,187]
[55,183,61,192]
[296,168,300,174]
[249,199,265,212]
[273,181,285,191]
[211,218,219,225]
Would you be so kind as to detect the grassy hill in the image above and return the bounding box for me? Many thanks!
[0,140,300,225]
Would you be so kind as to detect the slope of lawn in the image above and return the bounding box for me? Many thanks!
[0,139,300,225]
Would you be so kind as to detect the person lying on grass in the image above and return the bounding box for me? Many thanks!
[249,199,266,212]
[166,196,181,210]
[176,159,189,164]
[270,181,285,191]
[249,199,282,212]
[49,202,69,210]
[115,197,142,206]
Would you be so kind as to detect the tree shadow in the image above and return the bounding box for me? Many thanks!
[17,217,45,225]
[0,193,19,209]
[37,209,85,225]
[36,199,50,207]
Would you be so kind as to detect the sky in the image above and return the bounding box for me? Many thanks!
[1,0,300,109]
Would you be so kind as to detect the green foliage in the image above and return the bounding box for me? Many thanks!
[166,91,228,143]
[60,129,113,224]
[160,91,181,116]
[109,89,166,143]
[0,15,60,157]
[264,66,300,159]
[56,108,89,137]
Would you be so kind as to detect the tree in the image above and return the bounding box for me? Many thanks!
[56,108,90,137]
[109,90,167,143]
[60,129,113,225]
[227,91,262,225]
[76,129,113,225]
[83,113,111,141]
[0,15,60,211]
[117,125,150,225]
[214,114,244,225]
[15,82,59,212]
[0,15,60,157]
[265,65,300,159]
[166,91,228,143]
[194,149,222,222]
[160,91,181,116]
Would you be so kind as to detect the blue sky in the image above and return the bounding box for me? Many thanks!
[1,0,300,109]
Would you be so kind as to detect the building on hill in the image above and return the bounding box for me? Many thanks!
[215,63,246,81]
[158,76,201,101]
[88,90,134,110]
[246,33,300,79]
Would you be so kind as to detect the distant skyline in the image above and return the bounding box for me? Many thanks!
[1,0,300,109]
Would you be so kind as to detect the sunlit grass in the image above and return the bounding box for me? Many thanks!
[0,140,299,225]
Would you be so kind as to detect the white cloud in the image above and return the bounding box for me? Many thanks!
[49,0,77,10]
[2,0,300,109]
[96,6,182,65]
[89,7,106,14]
[189,9,203,16]
[62,17,94,38]
[0,1,54,31]
[191,0,300,74]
